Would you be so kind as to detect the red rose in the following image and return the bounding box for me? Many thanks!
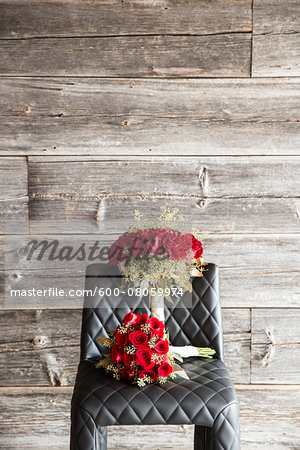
[122,311,138,325]
[110,346,124,365]
[158,357,173,378]
[192,236,203,259]
[129,330,149,347]
[135,346,155,370]
[124,352,134,367]
[148,317,165,338]
[139,367,158,382]
[130,313,148,327]
[128,233,149,257]
[115,330,128,347]
[154,339,169,355]
[121,366,135,381]
[161,232,189,260]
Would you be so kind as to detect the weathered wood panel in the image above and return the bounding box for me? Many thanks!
[29,196,300,234]
[0,157,28,234]
[253,0,300,34]
[0,34,251,78]
[2,234,299,308]
[26,157,300,234]
[251,308,300,384]
[0,386,299,449]
[28,156,300,198]
[1,78,299,155]
[0,308,250,386]
[0,0,252,38]
[252,0,300,76]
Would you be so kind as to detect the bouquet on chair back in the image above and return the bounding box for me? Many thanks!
[107,207,206,305]
[96,207,216,386]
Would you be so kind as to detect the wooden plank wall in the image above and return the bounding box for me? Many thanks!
[0,0,299,448]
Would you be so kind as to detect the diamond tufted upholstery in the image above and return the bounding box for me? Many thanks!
[70,263,240,449]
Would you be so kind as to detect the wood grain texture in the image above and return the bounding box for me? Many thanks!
[0,0,252,38]
[0,34,251,78]
[29,196,300,234]
[28,156,300,198]
[253,0,300,34]
[251,308,300,384]
[2,234,299,308]
[252,0,300,76]
[0,386,299,449]
[1,77,299,155]
[0,308,250,386]
[0,157,28,234]
[27,156,300,233]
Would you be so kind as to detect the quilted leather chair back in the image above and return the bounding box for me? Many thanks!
[80,263,224,362]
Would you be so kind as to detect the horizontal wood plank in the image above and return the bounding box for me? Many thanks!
[0,386,298,449]
[252,0,300,76]
[0,157,28,234]
[1,77,299,155]
[0,0,252,38]
[0,34,251,78]
[0,308,250,386]
[28,156,300,198]
[29,196,300,234]
[251,308,300,384]
[2,234,299,308]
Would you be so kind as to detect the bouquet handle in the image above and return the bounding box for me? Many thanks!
[150,288,165,323]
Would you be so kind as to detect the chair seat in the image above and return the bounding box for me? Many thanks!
[71,357,238,428]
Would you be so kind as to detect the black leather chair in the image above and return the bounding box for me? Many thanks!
[71,263,240,450]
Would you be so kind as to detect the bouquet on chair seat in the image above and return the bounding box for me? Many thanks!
[96,310,215,386]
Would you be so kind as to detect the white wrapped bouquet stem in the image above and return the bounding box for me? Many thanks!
[170,346,216,360]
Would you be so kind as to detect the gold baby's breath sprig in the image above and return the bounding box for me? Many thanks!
[148,335,159,349]
[140,323,151,334]
[95,356,110,368]
[134,210,142,221]
[117,325,129,334]
[124,345,136,354]
[96,337,114,347]
[157,376,167,384]
[137,376,151,387]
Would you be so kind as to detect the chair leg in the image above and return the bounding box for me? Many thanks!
[194,425,207,449]
[206,403,240,450]
[70,405,107,450]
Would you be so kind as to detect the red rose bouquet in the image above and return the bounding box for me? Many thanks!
[107,207,207,308]
[96,311,189,386]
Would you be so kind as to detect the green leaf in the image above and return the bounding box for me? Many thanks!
[166,330,170,342]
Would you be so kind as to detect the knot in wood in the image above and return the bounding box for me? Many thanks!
[32,335,48,347]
